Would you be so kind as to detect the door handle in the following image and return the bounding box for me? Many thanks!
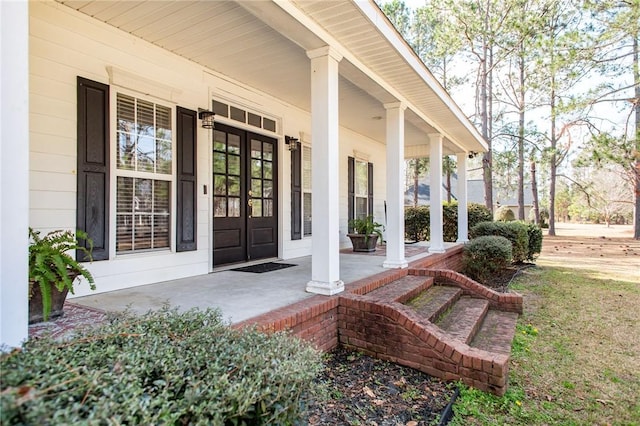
[248,199,253,207]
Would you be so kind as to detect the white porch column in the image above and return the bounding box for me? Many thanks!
[456,152,469,243]
[429,135,445,253]
[383,102,408,269]
[1,0,29,347]
[305,47,344,295]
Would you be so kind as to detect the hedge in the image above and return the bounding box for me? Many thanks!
[1,308,321,425]
[462,236,513,285]
[405,202,492,242]
[525,222,543,261]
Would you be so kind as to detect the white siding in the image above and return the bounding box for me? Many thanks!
[30,1,390,295]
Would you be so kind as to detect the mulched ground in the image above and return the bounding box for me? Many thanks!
[305,346,456,426]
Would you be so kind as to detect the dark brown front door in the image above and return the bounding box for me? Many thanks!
[212,124,278,266]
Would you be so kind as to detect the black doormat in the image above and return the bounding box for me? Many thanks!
[230,262,297,273]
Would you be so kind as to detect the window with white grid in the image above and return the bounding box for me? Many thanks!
[115,93,173,253]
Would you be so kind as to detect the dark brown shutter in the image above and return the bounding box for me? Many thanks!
[368,162,374,216]
[76,77,109,261]
[348,156,355,233]
[176,107,197,252]
[291,146,302,240]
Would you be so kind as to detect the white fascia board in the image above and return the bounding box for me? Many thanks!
[275,1,486,153]
[273,1,457,146]
[353,0,487,152]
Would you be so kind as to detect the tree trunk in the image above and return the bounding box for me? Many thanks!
[517,46,526,221]
[531,158,540,224]
[633,33,640,239]
[446,168,452,203]
[480,20,493,214]
[549,73,557,236]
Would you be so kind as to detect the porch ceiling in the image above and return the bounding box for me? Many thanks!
[58,0,486,156]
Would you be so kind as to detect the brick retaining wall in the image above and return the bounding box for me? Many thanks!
[234,245,519,395]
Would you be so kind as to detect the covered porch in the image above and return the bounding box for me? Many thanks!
[2,0,487,347]
[69,243,460,325]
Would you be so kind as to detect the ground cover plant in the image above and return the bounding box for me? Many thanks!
[1,308,321,425]
[451,227,640,425]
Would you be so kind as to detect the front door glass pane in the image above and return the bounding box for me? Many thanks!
[213,152,226,174]
[264,199,273,217]
[263,162,273,179]
[228,197,240,217]
[251,139,262,159]
[263,181,273,198]
[251,159,262,178]
[228,155,240,175]
[214,197,226,217]
[251,179,262,197]
[214,175,226,195]
[252,199,262,217]
[228,176,240,196]
[263,143,273,161]
[228,134,240,154]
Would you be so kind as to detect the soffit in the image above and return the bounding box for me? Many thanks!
[57,0,480,155]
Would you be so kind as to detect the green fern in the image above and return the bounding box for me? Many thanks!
[28,228,96,321]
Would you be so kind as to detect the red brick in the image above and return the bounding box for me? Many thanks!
[472,356,483,371]
[443,344,454,359]
[433,360,458,374]
[443,372,460,381]
[426,334,438,348]
[488,374,506,387]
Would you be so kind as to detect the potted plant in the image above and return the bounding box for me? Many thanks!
[347,216,384,252]
[28,228,96,323]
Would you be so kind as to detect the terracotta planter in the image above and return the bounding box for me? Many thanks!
[28,281,70,324]
[347,234,379,252]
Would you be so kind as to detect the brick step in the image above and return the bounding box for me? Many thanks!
[436,297,489,344]
[405,285,462,322]
[363,275,433,303]
[471,310,520,354]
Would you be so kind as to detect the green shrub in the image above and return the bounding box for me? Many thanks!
[468,203,492,229]
[462,236,513,285]
[495,206,515,221]
[470,221,529,263]
[443,202,459,242]
[525,222,543,261]
[1,308,321,425]
[405,202,492,242]
[405,206,430,242]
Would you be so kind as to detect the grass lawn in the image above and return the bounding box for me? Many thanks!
[451,226,640,425]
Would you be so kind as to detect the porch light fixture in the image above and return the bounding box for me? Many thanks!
[468,151,478,159]
[285,135,299,151]
[198,109,215,129]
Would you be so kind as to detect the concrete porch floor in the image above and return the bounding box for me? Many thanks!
[72,243,453,324]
